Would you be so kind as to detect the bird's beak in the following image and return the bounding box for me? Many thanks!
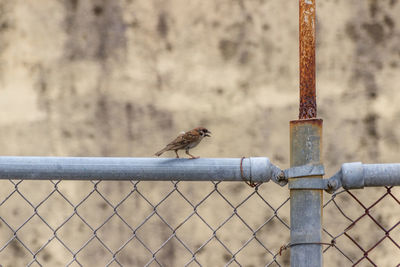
[205,131,211,137]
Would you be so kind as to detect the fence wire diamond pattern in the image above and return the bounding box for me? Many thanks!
[1,179,399,266]
[323,186,400,266]
[0,180,291,266]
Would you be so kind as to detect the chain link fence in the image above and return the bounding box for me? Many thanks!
[323,186,400,266]
[0,180,291,266]
[1,178,399,266]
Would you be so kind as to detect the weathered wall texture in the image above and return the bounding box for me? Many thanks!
[0,0,399,266]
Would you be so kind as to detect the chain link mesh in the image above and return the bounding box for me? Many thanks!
[1,178,399,266]
[0,180,290,266]
[323,186,400,266]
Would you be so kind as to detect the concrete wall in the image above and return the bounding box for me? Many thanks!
[0,0,399,266]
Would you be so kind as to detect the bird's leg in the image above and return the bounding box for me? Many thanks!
[174,150,180,158]
[186,149,199,159]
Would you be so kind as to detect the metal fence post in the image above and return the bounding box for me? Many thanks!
[290,0,323,266]
[290,119,323,267]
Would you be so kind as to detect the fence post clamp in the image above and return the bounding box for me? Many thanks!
[285,164,326,190]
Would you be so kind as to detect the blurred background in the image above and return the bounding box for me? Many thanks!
[0,0,399,266]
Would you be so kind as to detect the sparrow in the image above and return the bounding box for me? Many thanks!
[155,127,211,159]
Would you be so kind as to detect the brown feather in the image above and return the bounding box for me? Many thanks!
[154,127,210,158]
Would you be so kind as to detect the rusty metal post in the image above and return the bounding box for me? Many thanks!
[289,1,323,266]
[299,0,316,119]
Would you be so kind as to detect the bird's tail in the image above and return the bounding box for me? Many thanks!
[155,147,167,157]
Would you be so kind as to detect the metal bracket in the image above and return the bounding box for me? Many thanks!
[289,178,329,190]
[285,164,326,190]
[284,164,325,178]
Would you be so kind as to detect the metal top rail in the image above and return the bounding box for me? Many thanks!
[0,156,285,185]
[1,156,400,192]
[326,162,400,193]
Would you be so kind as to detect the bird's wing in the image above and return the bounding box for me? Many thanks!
[165,131,199,150]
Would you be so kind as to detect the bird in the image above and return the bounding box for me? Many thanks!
[155,127,211,159]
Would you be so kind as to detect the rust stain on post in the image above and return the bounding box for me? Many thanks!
[299,0,316,119]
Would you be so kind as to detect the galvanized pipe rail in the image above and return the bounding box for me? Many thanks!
[0,156,285,185]
[326,162,400,193]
